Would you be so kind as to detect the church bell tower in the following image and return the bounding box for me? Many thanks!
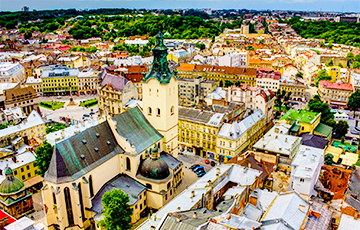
[142,32,178,157]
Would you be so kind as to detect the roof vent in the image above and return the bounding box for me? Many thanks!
[94,147,99,152]
[80,154,85,159]
[82,139,87,144]
[106,141,111,145]
[96,133,100,138]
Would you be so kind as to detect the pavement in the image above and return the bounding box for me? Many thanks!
[39,95,99,123]
[28,191,47,227]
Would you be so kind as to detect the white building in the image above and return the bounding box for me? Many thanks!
[218,51,248,68]
[0,62,25,83]
[256,68,281,91]
[289,145,324,196]
[78,69,99,94]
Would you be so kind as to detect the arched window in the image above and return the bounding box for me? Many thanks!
[149,88,151,96]
[51,187,56,205]
[157,89,159,97]
[89,175,94,198]
[78,183,85,222]
[157,108,161,117]
[64,187,74,226]
[170,106,174,115]
[126,157,131,171]
[148,107,152,115]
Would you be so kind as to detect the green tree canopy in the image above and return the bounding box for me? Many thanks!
[315,69,331,87]
[324,153,334,165]
[296,72,303,79]
[347,52,355,67]
[98,189,133,230]
[334,120,349,137]
[347,89,360,117]
[34,141,54,177]
[308,95,335,127]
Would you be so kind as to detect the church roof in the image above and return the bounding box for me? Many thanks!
[0,167,25,196]
[112,107,163,155]
[142,32,177,84]
[44,121,124,184]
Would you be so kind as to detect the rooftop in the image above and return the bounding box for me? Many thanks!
[319,80,354,91]
[280,109,320,124]
[338,214,360,230]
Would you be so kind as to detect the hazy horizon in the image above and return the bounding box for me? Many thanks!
[1,0,360,13]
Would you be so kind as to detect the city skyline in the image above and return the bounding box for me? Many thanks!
[1,0,360,13]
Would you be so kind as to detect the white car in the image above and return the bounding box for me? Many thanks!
[57,96,62,99]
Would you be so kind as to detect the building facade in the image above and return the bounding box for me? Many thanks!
[178,77,218,106]
[318,80,354,107]
[41,66,79,96]
[256,68,281,91]
[78,69,99,95]
[3,84,40,116]
[0,62,25,83]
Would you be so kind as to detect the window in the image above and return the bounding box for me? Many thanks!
[28,172,31,177]
[21,167,24,172]
[78,183,85,222]
[26,165,30,170]
[157,108,161,117]
[126,157,131,171]
[14,170,17,175]
[167,182,171,189]
[64,187,74,225]
[170,106,174,115]
[300,178,305,182]
[89,175,94,197]
[140,204,143,210]
[146,183,152,189]
[148,107,152,115]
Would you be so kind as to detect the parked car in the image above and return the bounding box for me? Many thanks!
[57,96,62,99]
[197,171,206,177]
[193,166,204,172]
[352,138,359,146]
[210,161,216,167]
[83,114,90,117]
[205,159,210,164]
[190,164,200,170]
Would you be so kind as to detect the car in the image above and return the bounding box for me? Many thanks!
[197,171,206,177]
[89,111,95,115]
[205,159,210,164]
[83,114,90,117]
[190,164,200,170]
[57,96,62,99]
[210,161,216,167]
[193,166,204,172]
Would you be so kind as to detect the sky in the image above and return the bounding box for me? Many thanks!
[0,0,360,13]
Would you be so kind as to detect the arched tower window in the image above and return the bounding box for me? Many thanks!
[64,187,74,226]
[157,108,161,117]
[126,157,131,171]
[149,88,151,96]
[170,106,174,115]
[89,175,94,198]
[148,107,152,115]
[78,183,85,222]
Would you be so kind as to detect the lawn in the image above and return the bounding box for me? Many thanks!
[39,101,64,110]
[80,98,98,108]
[45,122,68,134]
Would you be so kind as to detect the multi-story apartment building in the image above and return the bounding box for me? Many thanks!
[216,109,266,162]
[256,68,280,91]
[248,58,273,69]
[280,109,321,135]
[3,84,40,116]
[98,71,138,117]
[350,69,360,90]
[178,107,224,158]
[0,62,25,83]
[225,85,275,124]
[279,75,307,101]
[178,77,218,106]
[78,69,99,95]
[25,76,42,95]
[41,66,79,96]
[318,80,354,107]
[177,64,258,86]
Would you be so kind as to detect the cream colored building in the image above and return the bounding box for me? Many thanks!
[78,69,99,95]
[25,76,42,94]
[41,32,182,230]
[178,77,218,106]
[318,80,354,106]
[98,71,138,117]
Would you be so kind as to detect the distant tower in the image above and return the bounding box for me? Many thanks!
[21,6,29,12]
[142,32,179,157]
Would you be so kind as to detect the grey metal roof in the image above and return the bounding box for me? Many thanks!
[112,107,163,155]
[44,121,123,184]
[91,174,146,220]
[241,204,262,221]
[160,152,182,171]
[304,203,332,230]
[178,106,223,127]
[41,66,79,78]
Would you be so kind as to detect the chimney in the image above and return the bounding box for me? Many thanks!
[216,168,221,175]
[193,212,197,219]
[176,216,181,223]
[285,138,287,142]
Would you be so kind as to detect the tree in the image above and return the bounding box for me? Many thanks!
[34,141,54,177]
[334,120,349,137]
[326,59,334,67]
[296,72,303,79]
[98,189,133,230]
[315,69,331,87]
[324,153,334,165]
[195,42,205,50]
[338,62,344,68]
[347,89,360,117]
[274,89,292,118]
[347,52,354,67]
[248,45,255,51]
[219,79,224,87]
[224,80,234,87]
[308,95,335,127]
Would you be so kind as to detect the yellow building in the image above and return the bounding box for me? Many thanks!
[279,77,306,102]
[248,58,273,69]
[318,80,354,107]
[25,76,42,94]
[327,66,341,83]
[41,66,79,96]
[216,110,266,163]
[177,64,258,86]
[279,109,321,135]
[56,55,84,68]
[178,107,224,158]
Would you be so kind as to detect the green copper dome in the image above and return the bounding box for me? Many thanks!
[0,166,25,196]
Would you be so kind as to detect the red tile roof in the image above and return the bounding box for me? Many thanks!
[319,80,354,91]
[0,210,16,225]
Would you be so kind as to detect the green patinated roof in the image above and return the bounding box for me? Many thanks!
[290,124,300,132]
[314,123,333,137]
[280,109,319,124]
[112,107,163,154]
[0,167,25,196]
[142,31,177,84]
